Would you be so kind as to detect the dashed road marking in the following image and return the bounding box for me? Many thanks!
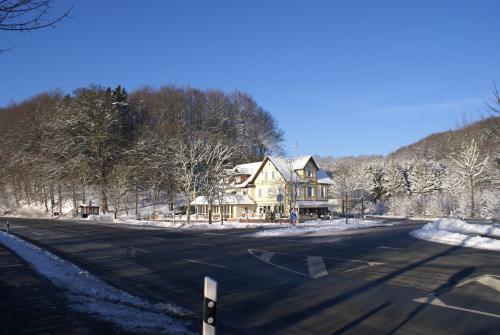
[129,247,149,253]
[181,259,227,268]
[378,246,403,250]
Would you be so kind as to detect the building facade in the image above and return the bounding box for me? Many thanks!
[192,155,334,220]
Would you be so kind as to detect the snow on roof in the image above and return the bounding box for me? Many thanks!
[233,161,261,175]
[234,155,323,186]
[192,194,256,206]
[317,169,334,184]
[291,155,313,170]
[268,156,304,182]
[232,161,262,187]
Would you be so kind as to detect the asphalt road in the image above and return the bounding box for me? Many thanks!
[2,217,500,335]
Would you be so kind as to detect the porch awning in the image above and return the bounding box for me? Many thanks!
[296,200,329,208]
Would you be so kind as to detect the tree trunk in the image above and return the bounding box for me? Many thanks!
[58,183,63,214]
[50,184,55,214]
[208,206,212,225]
[72,184,78,216]
[100,183,108,213]
[82,184,86,204]
[135,187,139,215]
[469,176,475,218]
[186,200,191,223]
[345,194,348,224]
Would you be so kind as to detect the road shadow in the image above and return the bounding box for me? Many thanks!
[252,243,465,334]
[385,266,476,335]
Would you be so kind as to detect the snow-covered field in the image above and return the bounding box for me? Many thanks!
[248,219,389,237]
[0,232,194,334]
[411,218,500,251]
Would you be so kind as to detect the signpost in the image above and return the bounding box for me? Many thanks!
[203,276,217,335]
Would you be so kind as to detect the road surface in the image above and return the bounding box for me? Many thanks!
[1,217,499,334]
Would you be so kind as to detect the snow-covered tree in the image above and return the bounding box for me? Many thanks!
[450,138,489,217]
[200,140,235,225]
[174,138,207,223]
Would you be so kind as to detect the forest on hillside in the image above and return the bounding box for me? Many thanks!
[317,108,500,219]
[0,85,283,217]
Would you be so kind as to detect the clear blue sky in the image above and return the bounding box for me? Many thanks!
[1,0,499,157]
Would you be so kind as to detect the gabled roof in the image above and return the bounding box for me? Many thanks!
[267,156,305,182]
[232,155,330,187]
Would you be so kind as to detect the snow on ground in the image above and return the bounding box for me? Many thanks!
[249,219,389,237]
[411,218,500,251]
[108,217,285,230]
[0,232,194,334]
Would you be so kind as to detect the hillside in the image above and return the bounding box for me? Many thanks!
[389,116,500,161]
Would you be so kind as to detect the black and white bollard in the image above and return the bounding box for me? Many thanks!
[203,276,217,335]
[5,220,9,234]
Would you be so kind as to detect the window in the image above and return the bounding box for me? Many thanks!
[321,186,325,198]
[258,188,263,197]
[271,171,275,179]
[264,171,268,180]
[306,169,312,177]
[307,186,314,197]
[296,187,300,196]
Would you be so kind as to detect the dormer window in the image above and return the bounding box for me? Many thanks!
[306,169,312,177]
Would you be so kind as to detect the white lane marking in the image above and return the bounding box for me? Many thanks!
[203,232,233,236]
[31,231,44,236]
[307,256,328,279]
[259,251,275,263]
[190,242,214,247]
[414,295,500,319]
[248,248,383,279]
[378,246,402,250]
[129,247,149,253]
[414,274,500,319]
[151,237,166,240]
[181,259,227,268]
[248,249,309,278]
[87,255,115,260]
[456,274,500,293]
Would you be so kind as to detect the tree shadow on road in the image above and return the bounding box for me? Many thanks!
[252,244,467,334]
[384,266,475,335]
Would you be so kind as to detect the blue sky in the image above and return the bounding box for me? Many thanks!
[1,0,499,157]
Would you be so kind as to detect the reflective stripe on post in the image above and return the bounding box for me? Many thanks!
[203,276,217,335]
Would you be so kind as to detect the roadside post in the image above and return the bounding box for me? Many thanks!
[5,220,9,234]
[203,276,217,335]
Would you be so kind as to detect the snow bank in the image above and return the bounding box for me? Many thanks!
[424,218,500,237]
[249,219,386,237]
[410,218,500,251]
[114,218,285,230]
[0,232,193,334]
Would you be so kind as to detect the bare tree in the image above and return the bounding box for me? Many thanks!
[174,138,206,223]
[1,0,72,52]
[450,138,489,218]
[200,140,234,225]
[0,0,71,31]
[107,164,130,219]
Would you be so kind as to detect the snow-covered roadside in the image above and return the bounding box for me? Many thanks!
[249,219,389,237]
[0,232,194,334]
[110,217,286,230]
[410,218,500,251]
